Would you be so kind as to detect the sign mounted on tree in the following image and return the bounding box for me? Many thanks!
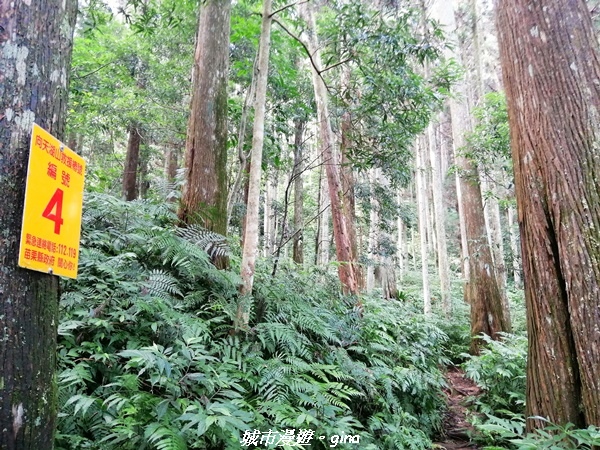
[18,123,86,279]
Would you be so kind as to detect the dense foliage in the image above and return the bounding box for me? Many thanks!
[56,193,450,450]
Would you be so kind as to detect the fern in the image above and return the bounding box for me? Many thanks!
[57,192,447,450]
[145,423,187,450]
[176,224,230,259]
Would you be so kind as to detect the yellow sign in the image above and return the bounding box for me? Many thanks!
[18,123,86,279]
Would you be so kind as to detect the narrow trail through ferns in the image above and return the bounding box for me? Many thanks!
[435,367,481,450]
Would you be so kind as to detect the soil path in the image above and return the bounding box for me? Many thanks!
[433,366,482,450]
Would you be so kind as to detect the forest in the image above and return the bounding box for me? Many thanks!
[1,0,600,449]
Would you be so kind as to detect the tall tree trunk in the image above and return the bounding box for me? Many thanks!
[434,0,509,351]
[302,2,359,296]
[0,1,77,448]
[378,170,398,300]
[455,162,470,279]
[416,135,432,314]
[122,124,141,201]
[366,168,380,293]
[429,122,451,316]
[165,143,179,183]
[341,68,364,291]
[293,119,305,264]
[497,0,600,429]
[484,183,510,325]
[239,0,272,313]
[315,157,330,266]
[137,144,150,199]
[468,0,510,326]
[507,204,522,288]
[179,0,231,237]
[397,191,406,282]
[264,169,279,258]
[227,67,257,222]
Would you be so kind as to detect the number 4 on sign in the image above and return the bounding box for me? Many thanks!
[42,188,64,234]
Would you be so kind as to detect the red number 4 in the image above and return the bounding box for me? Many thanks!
[42,188,64,234]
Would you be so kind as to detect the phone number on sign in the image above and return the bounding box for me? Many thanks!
[240,429,360,448]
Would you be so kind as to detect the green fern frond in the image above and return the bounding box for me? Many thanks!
[147,269,183,299]
[145,423,187,450]
[176,224,229,259]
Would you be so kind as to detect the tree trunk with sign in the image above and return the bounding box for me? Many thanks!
[0,1,78,449]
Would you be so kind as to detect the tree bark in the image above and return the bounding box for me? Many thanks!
[179,0,231,236]
[468,0,511,325]
[496,0,600,429]
[434,0,509,351]
[507,204,522,288]
[451,98,510,352]
[122,124,141,201]
[315,158,331,266]
[341,67,364,291]
[455,161,470,279]
[262,169,278,258]
[366,168,380,293]
[483,181,510,325]
[397,191,406,282]
[227,68,257,223]
[416,135,432,314]
[165,143,179,183]
[302,2,359,297]
[239,0,273,321]
[378,170,398,300]
[429,122,451,316]
[0,1,77,448]
[293,119,305,264]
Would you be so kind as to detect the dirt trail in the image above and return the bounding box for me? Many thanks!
[433,366,482,450]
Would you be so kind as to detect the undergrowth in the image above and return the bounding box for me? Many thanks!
[461,333,600,449]
[56,193,449,450]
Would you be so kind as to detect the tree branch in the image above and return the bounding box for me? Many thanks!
[72,61,115,80]
[271,16,337,95]
[270,0,308,18]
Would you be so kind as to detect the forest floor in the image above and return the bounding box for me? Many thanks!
[433,366,482,450]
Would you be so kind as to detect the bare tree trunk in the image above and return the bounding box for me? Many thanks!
[314,157,330,266]
[366,168,379,293]
[122,124,141,201]
[429,122,451,316]
[340,109,363,290]
[239,0,273,321]
[484,183,510,325]
[302,2,359,296]
[455,165,470,279]
[469,0,510,326]
[263,170,274,257]
[138,145,150,199]
[165,143,179,183]
[433,0,509,351]
[227,66,257,222]
[507,204,521,288]
[293,119,305,264]
[378,170,398,300]
[497,0,600,429]
[415,135,432,314]
[179,0,231,237]
[397,191,406,282]
[0,1,77,448]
